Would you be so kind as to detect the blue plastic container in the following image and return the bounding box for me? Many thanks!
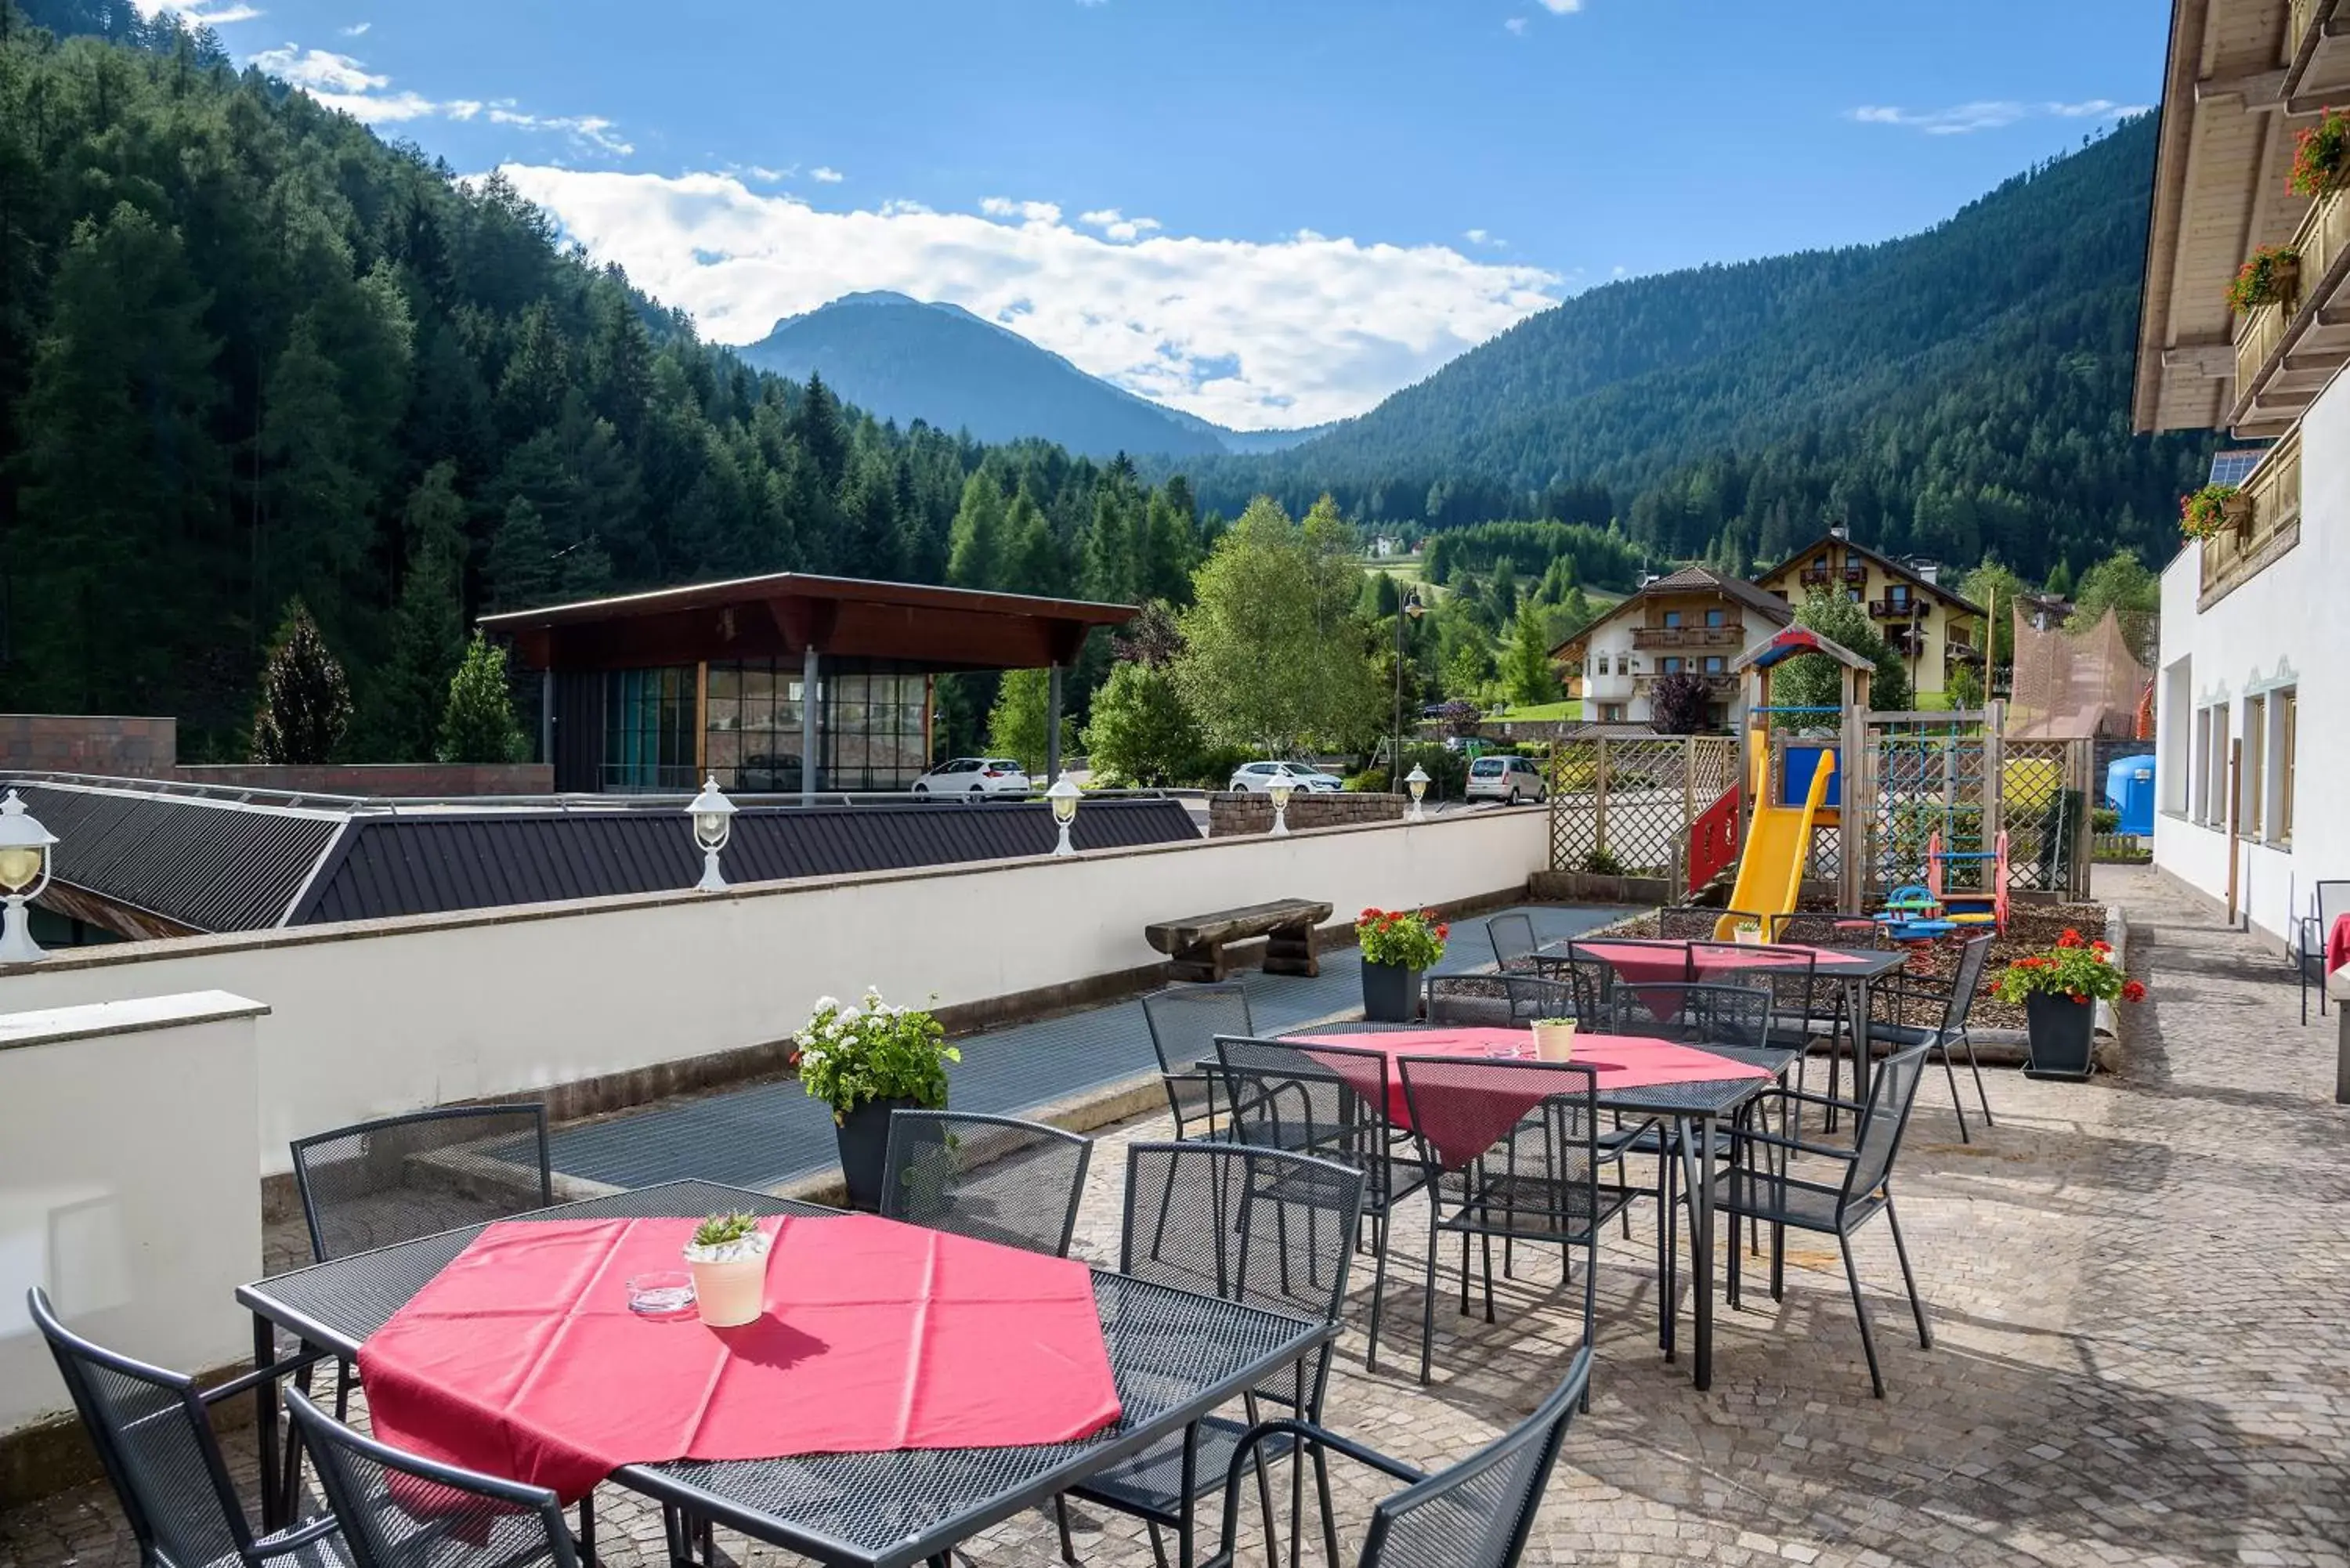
[2103,753,2156,838]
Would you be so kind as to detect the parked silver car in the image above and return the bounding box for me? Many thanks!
[1465,754,1548,805]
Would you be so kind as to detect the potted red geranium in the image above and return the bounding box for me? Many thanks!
[1994,928,2144,1081]
[1357,908,1448,1023]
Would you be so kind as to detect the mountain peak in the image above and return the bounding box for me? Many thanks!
[739,291,1315,458]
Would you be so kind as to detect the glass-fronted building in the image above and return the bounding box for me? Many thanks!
[481,574,1135,797]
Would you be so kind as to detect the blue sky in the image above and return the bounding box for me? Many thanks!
[152,0,2168,428]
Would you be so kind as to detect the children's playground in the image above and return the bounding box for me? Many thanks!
[1545,625,2098,933]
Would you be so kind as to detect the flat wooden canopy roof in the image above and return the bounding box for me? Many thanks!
[479,573,1138,674]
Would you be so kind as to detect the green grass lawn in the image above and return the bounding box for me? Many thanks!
[1491,699,1583,721]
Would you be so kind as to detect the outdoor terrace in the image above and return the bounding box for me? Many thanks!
[3,856,2346,1568]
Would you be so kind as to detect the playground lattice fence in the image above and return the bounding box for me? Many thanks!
[1547,735,1739,881]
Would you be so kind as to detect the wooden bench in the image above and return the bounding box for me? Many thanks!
[1145,899,1333,983]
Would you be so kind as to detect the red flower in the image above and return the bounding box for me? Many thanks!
[2016,956,2045,969]
[1436,923,1451,939]
[2057,929,2084,948]
[2092,940,2113,956]
[2121,980,2146,1003]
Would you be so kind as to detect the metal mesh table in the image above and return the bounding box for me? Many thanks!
[1288,1024,1798,1391]
[240,1179,1330,1568]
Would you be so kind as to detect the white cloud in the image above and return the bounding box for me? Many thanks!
[1504,17,1529,34]
[1464,228,1506,249]
[1850,98,2144,135]
[1535,0,1583,11]
[811,166,845,184]
[248,45,629,149]
[133,1,262,25]
[497,167,1560,429]
[342,20,368,34]
[1079,208,1162,242]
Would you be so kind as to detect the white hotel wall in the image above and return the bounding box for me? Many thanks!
[2153,372,2350,946]
[0,807,1549,1179]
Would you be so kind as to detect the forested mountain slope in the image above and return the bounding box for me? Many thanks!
[1176,114,2215,578]
[0,3,1205,756]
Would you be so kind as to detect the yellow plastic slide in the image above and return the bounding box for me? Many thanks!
[1712,743,1837,941]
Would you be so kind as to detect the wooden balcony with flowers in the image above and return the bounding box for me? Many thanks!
[2188,428,2301,611]
[1630,624,1744,651]
[2230,109,2350,439]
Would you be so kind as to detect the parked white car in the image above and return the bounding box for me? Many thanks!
[1465,754,1549,805]
[913,757,1032,797]
[1227,760,1345,793]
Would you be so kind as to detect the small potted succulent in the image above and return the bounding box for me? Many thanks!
[2225,245,2299,316]
[794,988,958,1209]
[1994,927,2144,1082]
[1531,1017,1578,1061]
[2178,484,2246,542]
[683,1211,771,1328]
[1357,908,1448,1023]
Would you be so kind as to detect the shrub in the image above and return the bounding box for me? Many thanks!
[2226,245,2300,314]
[2092,805,2120,833]
[2290,107,2350,197]
[1584,848,1625,876]
[438,633,527,764]
[791,989,959,1124]
[1994,928,2144,1006]
[1356,908,1448,970]
[251,599,352,765]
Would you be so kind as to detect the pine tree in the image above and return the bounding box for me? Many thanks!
[1503,602,1560,705]
[794,371,849,490]
[251,599,352,764]
[486,496,556,611]
[945,472,1007,590]
[439,632,526,764]
[368,463,468,759]
[262,313,370,629]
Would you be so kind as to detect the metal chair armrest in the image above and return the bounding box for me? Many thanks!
[1214,1417,1425,1562]
[1746,1084,1867,1118]
[201,1349,332,1407]
[244,1515,343,1564]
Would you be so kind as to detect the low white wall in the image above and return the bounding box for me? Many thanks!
[0,807,1548,1180]
[0,992,267,1435]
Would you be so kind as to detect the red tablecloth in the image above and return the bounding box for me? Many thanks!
[355,1213,1123,1505]
[1570,941,1817,1021]
[1287,1028,1771,1169]
[2329,913,2350,977]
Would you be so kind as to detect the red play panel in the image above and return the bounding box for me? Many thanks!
[1287,1028,1770,1168]
[356,1213,1122,1504]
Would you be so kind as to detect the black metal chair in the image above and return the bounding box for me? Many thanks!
[1718,1040,1937,1397]
[1142,983,1254,1139]
[1769,911,1892,948]
[880,1109,1091,1257]
[1059,1143,1367,1568]
[1871,931,1996,1141]
[2297,881,2350,1024]
[1423,973,1577,1028]
[27,1287,347,1568]
[1486,911,1539,971]
[1657,906,1768,941]
[284,1389,580,1567]
[1599,980,1773,1050]
[289,1105,554,1265]
[1394,1058,1636,1389]
[1213,1036,1430,1373]
[1206,1347,1592,1568]
[285,1107,555,1522]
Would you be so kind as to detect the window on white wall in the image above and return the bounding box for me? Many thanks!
[2271,688,2298,847]
[2204,703,2234,829]
[2160,659,2192,814]
[2192,705,2213,823]
[2242,697,2265,841]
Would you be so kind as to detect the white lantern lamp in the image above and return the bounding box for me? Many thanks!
[1405,764,1431,823]
[687,775,737,892]
[0,790,58,963]
[1267,775,1296,837]
[1047,772,1082,857]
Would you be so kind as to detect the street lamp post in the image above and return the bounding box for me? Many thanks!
[1047,772,1082,856]
[687,776,737,892]
[0,790,59,963]
[1391,591,1425,788]
[1405,764,1430,823]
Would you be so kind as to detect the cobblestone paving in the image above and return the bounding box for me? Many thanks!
[7,868,2347,1566]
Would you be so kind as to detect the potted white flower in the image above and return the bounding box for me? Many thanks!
[682,1211,770,1328]
[793,989,959,1209]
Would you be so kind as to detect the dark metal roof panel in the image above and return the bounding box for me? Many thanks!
[292,798,1200,925]
[5,781,345,933]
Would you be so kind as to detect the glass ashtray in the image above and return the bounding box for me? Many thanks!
[626,1271,697,1317]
